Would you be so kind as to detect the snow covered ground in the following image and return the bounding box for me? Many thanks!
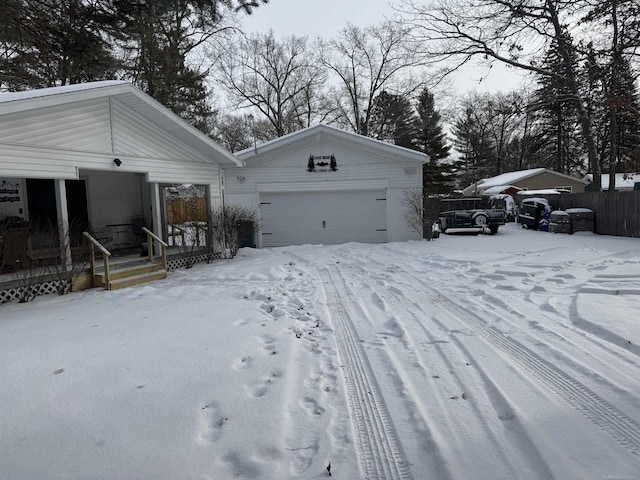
[1,223,639,479]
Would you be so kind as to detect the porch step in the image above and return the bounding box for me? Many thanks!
[93,262,167,290]
[108,269,168,291]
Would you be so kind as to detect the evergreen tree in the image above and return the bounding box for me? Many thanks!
[368,91,419,148]
[111,1,219,131]
[613,58,640,172]
[109,0,267,132]
[586,51,640,177]
[415,88,450,161]
[0,0,118,90]
[451,106,494,189]
[415,87,454,194]
[529,40,585,175]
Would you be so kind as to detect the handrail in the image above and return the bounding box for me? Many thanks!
[142,227,168,270]
[83,232,112,289]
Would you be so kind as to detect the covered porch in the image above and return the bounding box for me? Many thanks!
[0,81,243,303]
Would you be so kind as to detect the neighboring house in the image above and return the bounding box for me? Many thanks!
[584,173,640,191]
[462,168,588,196]
[225,125,429,247]
[0,81,241,257]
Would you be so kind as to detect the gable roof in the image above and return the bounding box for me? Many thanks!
[0,81,243,167]
[477,168,546,189]
[235,124,430,165]
[465,168,588,195]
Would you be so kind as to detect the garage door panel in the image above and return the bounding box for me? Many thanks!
[260,190,387,247]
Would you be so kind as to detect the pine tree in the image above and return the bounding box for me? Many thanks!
[0,0,118,90]
[415,88,454,194]
[613,58,640,173]
[529,40,585,175]
[415,88,450,161]
[451,106,494,189]
[368,91,419,149]
[111,1,218,132]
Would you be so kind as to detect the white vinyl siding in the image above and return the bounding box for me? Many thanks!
[0,144,222,191]
[0,97,112,152]
[260,190,387,247]
[110,98,209,162]
[224,126,426,246]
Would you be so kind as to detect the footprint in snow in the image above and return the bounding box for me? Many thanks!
[246,371,282,398]
[233,356,253,370]
[300,396,326,416]
[200,401,228,442]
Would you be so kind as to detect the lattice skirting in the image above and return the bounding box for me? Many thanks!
[0,280,64,305]
[167,253,210,270]
[0,253,213,304]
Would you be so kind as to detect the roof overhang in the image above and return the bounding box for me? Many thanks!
[236,124,430,165]
[0,81,243,167]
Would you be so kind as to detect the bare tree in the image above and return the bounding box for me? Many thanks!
[318,20,426,135]
[211,114,254,152]
[217,31,326,137]
[400,0,604,189]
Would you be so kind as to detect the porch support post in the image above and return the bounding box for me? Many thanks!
[54,179,72,269]
[205,184,214,218]
[149,182,163,241]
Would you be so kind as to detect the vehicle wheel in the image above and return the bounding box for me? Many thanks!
[472,213,488,227]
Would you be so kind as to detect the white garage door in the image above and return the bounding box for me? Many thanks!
[260,190,387,247]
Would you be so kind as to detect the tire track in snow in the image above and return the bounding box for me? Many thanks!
[340,262,555,479]
[334,250,640,459]
[318,266,413,480]
[394,268,640,459]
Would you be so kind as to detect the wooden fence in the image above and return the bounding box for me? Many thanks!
[425,191,640,238]
[556,191,640,238]
[166,197,208,224]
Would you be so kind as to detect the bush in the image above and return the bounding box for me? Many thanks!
[206,205,259,261]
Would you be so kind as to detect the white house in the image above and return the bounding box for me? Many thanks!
[224,125,429,247]
[0,81,242,256]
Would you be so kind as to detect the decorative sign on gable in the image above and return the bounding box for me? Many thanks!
[307,155,338,172]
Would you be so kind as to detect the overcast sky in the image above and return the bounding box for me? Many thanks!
[241,0,395,36]
[239,0,527,95]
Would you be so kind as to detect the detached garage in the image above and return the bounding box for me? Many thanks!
[224,125,429,247]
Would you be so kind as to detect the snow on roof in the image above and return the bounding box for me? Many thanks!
[0,81,242,167]
[584,173,639,190]
[517,189,562,195]
[482,185,522,194]
[0,80,127,103]
[476,168,546,189]
[235,124,430,165]
[566,208,593,213]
